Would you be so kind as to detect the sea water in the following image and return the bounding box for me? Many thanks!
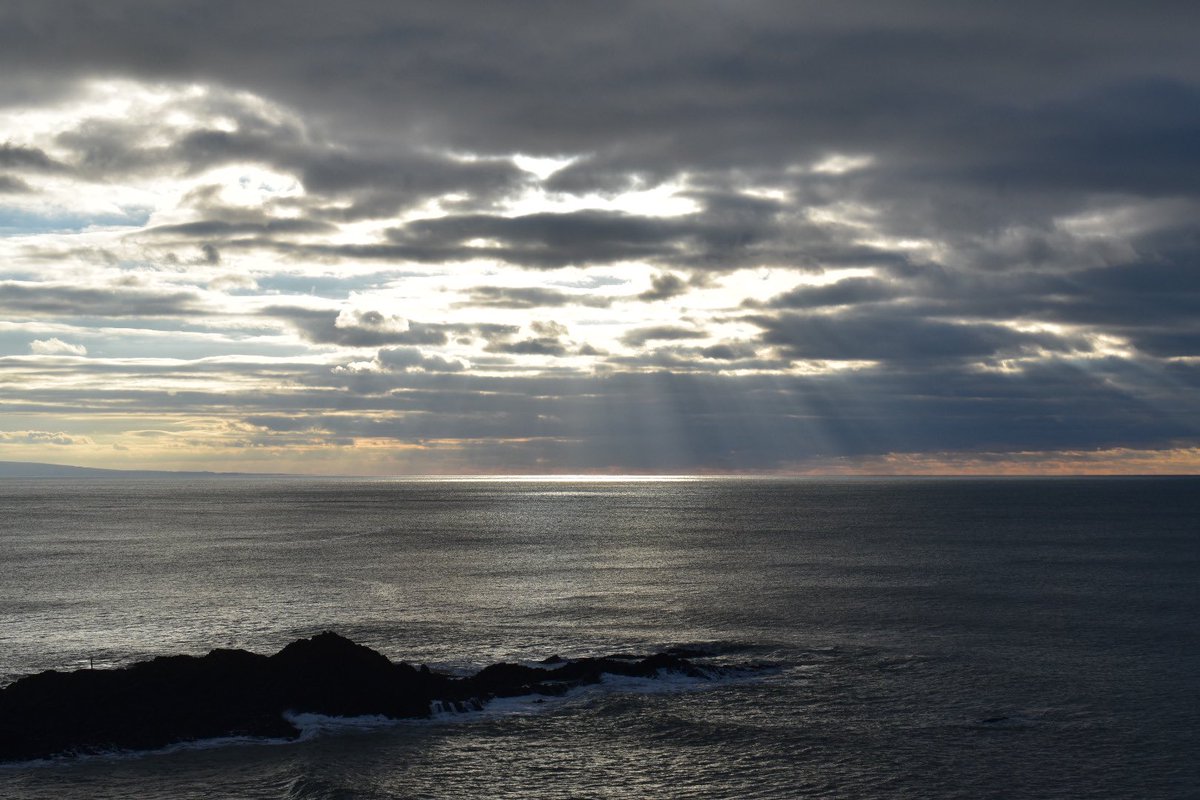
[0,477,1197,798]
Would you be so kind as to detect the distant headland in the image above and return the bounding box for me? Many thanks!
[0,460,294,479]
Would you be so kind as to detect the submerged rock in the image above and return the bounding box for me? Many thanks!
[0,632,709,761]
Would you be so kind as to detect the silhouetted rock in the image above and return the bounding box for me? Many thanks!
[0,632,713,762]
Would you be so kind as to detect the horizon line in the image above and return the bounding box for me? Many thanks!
[2,459,1199,480]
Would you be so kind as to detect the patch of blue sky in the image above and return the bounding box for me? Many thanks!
[554,274,630,289]
[0,206,153,236]
[0,327,310,360]
[112,258,163,271]
[56,317,284,337]
[82,336,312,360]
[255,270,415,298]
[0,268,43,281]
[18,317,196,333]
[0,330,48,356]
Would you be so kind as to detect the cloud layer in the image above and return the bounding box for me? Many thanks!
[1,1,1198,473]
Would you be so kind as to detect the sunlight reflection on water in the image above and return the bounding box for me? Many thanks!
[1,478,1198,798]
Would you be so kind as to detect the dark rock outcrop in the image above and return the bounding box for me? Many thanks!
[0,632,709,761]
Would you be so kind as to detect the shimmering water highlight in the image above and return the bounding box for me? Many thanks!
[1,477,1197,798]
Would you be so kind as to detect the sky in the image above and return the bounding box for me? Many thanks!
[1,1,1199,475]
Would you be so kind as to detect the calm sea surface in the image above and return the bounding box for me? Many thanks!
[0,477,1197,798]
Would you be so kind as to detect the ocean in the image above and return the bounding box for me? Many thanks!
[0,477,1197,798]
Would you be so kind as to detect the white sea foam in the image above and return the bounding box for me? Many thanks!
[425,664,762,722]
[0,661,768,769]
[284,711,406,739]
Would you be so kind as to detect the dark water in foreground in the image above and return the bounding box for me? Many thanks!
[0,477,1197,798]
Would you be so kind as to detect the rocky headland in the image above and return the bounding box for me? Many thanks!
[0,632,710,761]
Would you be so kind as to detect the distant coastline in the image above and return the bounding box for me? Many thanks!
[0,460,296,479]
[2,460,1198,480]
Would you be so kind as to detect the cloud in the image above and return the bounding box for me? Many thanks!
[0,174,33,193]
[638,272,688,302]
[375,346,466,373]
[291,191,783,271]
[3,349,1199,471]
[384,210,693,269]
[0,430,91,446]
[330,346,467,374]
[486,338,568,357]
[142,218,335,238]
[264,306,450,347]
[297,151,526,217]
[0,282,202,317]
[698,342,759,361]
[39,87,529,219]
[0,3,1199,471]
[749,311,1088,363]
[462,286,612,309]
[621,325,708,347]
[0,143,67,172]
[754,278,901,309]
[30,337,87,355]
[485,320,572,357]
[263,305,519,349]
[209,272,256,291]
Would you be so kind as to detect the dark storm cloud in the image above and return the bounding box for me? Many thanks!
[0,282,202,317]
[1031,254,1200,357]
[373,196,783,270]
[3,2,1198,175]
[937,80,1200,199]
[753,278,903,310]
[749,311,1090,364]
[40,98,529,219]
[239,196,785,271]
[832,238,1200,359]
[12,2,1188,268]
[299,152,524,208]
[384,210,688,269]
